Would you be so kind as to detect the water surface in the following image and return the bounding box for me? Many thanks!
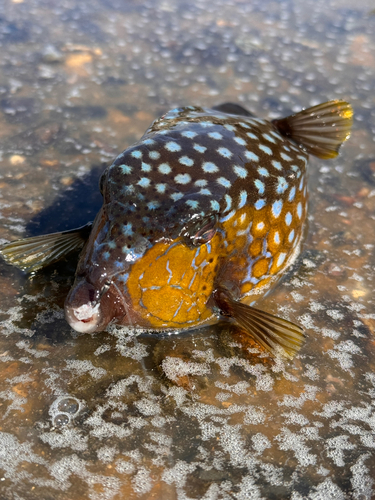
[0,0,375,498]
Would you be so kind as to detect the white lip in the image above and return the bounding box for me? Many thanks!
[65,302,101,333]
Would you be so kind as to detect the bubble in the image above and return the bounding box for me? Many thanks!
[57,397,80,415]
[53,413,70,427]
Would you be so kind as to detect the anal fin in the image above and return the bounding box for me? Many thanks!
[0,222,92,273]
[213,288,305,359]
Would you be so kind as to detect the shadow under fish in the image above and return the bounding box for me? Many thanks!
[0,100,353,359]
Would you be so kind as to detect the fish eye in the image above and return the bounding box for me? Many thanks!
[181,214,218,247]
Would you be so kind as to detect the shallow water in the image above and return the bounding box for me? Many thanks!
[0,0,375,498]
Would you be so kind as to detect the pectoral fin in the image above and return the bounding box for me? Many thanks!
[272,100,353,160]
[0,222,92,273]
[213,288,305,359]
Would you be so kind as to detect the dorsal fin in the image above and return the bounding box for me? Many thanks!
[212,102,255,117]
[272,100,353,160]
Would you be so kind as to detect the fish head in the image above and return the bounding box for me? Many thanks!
[65,129,228,333]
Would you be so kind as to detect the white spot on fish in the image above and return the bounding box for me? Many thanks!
[179,156,194,166]
[175,173,191,184]
[238,190,248,209]
[158,163,171,174]
[165,141,181,152]
[259,144,273,155]
[149,151,160,160]
[217,177,231,188]
[202,162,219,173]
[208,132,223,140]
[272,200,283,218]
[277,252,287,267]
[193,144,207,153]
[245,151,259,162]
[233,165,247,178]
[217,147,232,158]
[138,177,150,188]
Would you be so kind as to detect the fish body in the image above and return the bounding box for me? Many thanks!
[0,101,353,358]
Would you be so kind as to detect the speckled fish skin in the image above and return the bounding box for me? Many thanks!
[65,105,308,333]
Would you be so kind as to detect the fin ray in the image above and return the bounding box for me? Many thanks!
[213,288,305,359]
[0,223,92,273]
[272,100,353,160]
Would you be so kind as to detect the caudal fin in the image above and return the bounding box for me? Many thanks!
[0,223,92,273]
[273,100,353,160]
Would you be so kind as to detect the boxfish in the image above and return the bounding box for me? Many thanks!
[0,100,353,358]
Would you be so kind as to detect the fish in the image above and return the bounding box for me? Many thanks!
[0,100,353,359]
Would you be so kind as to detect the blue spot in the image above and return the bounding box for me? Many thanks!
[277,177,289,194]
[220,210,236,223]
[156,183,166,193]
[195,179,207,187]
[299,177,304,191]
[211,200,220,211]
[258,167,269,177]
[274,232,280,244]
[181,131,197,139]
[171,192,184,201]
[122,223,133,236]
[239,122,250,129]
[285,212,292,226]
[291,165,300,173]
[142,139,155,146]
[158,163,171,174]
[202,162,218,173]
[217,147,232,158]
[288,186,296,202]
[138,177,150,188]
[257,222,265,230]
[259,144,273,155]
[208,132,223,140]
[149,151,160,160]
[288,229,295,242]
[131,150,142,159]
[263,133,276,143]
[272,200,283,218]
[179,156,194,166]
[175,173,191,184]
[217,177,231,188]
[272,160,282,170]
[238,190,248,209]
[297,202,302,218]
[255,199,265,210]
[233,137,246,145]
[281,152,292,161]
[193,144,207,153]
[199,188,211,195]
[148,201,160,210]
[117,273,129,284]
[254,179,265,194]
[233,165,247,178]
[107,241,116,249]
[120,164,132,174]
[165,141,181,152]
[141,162,152,172]
[199,121,214,128]
[277,253,287,267]
[245,151,259,162]
[246,132,258,140]
[224,194,232,211]
[186,199,199,209]
[224,124,235,131]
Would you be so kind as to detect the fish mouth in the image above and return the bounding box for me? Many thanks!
[64,279,105,334]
